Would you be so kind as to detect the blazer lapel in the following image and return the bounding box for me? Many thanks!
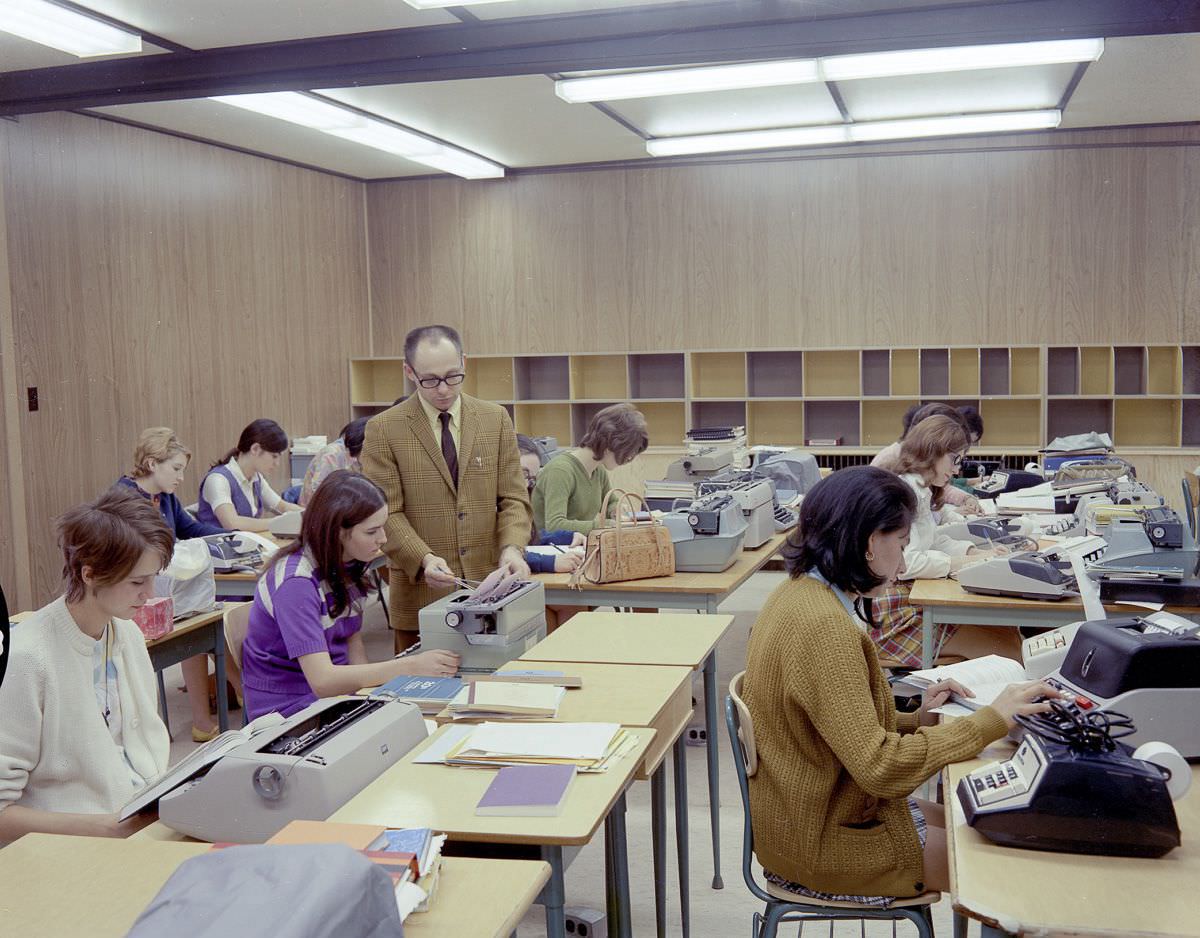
[458,395,480,486]
[404,397,457,495]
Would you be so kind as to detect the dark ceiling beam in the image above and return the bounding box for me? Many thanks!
[2,0,1197,116]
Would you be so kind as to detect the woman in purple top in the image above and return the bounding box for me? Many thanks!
[241,471,460,720]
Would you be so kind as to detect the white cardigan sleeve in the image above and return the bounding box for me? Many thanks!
[0,640,45,812]
[899,475,972,580]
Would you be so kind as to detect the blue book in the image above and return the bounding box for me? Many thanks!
[374,675,463,713]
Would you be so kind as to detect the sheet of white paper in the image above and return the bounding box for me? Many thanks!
[1118,600,1166,612]
[525,545,584,558]
[462,722,620,760]
[930,703,975,717]
[907,655,1025,688]
[1068,552,1106,622]
[413,724,476,764]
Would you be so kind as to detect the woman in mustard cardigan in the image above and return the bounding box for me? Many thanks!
[743,466,1060,904]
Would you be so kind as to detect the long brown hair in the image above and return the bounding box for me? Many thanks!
[265,470,386,618]
[895,415,969,510]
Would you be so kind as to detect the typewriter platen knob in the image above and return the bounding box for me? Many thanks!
[445,611,463,629]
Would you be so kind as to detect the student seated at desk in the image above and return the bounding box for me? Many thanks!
[517,434,584,575]
[197,418,300,533]
[0,489,172,842]
[115,426,234,743]
[743,466,1058,904]
[532,403,648,536]
[872,402,983,516]
[872,417,1021,668]
[241,471,460,721]
[299,417,369,507]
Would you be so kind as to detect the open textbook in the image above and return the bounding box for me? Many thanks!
[892,655,1025,712]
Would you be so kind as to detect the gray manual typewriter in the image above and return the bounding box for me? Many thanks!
[419,579,547,672]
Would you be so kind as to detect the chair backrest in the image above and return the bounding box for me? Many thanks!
[725,671,772,904]
[223,601,252,672]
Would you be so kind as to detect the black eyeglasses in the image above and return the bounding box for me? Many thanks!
[413,373,466,390]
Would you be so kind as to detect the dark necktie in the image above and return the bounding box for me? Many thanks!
[439,411,458,487]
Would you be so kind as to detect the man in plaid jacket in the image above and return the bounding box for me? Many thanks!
[362,325,532,651]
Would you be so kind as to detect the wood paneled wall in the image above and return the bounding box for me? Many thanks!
[0,112,370,604]
[367,125,1200,356]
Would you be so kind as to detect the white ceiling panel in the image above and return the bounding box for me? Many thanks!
[321,75,647,168]
[838,63,1076,122]
[1062,33,1200,128]
[607,83,842,137]
[88,99,439,178]
[73,0,455,49]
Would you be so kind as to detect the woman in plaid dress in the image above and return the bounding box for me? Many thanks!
[870,416,1024,668]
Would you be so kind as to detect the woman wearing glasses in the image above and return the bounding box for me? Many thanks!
[871,416,1021,668]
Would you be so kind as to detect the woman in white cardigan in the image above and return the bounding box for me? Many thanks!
[0,488,173,841]
[869,416,1023,668]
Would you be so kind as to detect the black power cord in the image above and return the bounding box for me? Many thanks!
[1016,700,1136,753]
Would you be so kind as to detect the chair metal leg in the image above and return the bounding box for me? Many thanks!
[760,902,787,938]
[954,912,969,938]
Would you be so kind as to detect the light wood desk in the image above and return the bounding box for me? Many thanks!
[521,610,735,893]
[493,660,693,938]
[330,724,654,938]
[944,745,1200,938]
[909,578,1200,668]
[11,604,237,733]
[534,530,788,615]
[0,833,548,938]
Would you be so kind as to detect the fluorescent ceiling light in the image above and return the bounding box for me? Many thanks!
[556,60,821,103]
[328,123,440,158]
[646,109,1060,157]
[647,124,849,157]
[557,37,1103,103]
[820,38,1104,82]
[210,93,362,132]
[847,110,1061,142]
[0,0,141,57]
[210,92,504,179]
[402,0,513,7]
[413,149,506,179]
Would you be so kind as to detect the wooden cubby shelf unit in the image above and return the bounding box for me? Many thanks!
[348,345,1200,454]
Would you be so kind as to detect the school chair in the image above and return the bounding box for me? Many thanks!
[725,671,944,938]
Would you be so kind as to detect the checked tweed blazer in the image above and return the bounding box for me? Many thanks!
[361,393,532,632]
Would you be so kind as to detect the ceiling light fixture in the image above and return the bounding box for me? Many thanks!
[646,109,1061,157]
[820,38,1104,82]
[555,60,822,104]
[557,38,1103,103]
[210,92,504,179]
[0,0,142,58]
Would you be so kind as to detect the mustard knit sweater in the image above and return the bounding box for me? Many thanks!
[744,574,1008,898]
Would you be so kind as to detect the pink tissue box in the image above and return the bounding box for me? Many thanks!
[133,596,174,640]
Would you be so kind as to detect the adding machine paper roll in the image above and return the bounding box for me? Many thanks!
[1133,741,1192,801]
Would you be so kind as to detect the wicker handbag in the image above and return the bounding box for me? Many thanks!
[568,489,675,587]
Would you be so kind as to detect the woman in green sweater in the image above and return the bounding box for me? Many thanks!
[532,403,649,535]
[743,466,1060,904]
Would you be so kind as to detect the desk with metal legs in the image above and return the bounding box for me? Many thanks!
[910,578,1200,668]
[521,610,736,896]
[330,724,655,938]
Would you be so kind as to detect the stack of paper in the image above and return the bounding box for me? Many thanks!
[443,722,630,772]
[446,682,566,720]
